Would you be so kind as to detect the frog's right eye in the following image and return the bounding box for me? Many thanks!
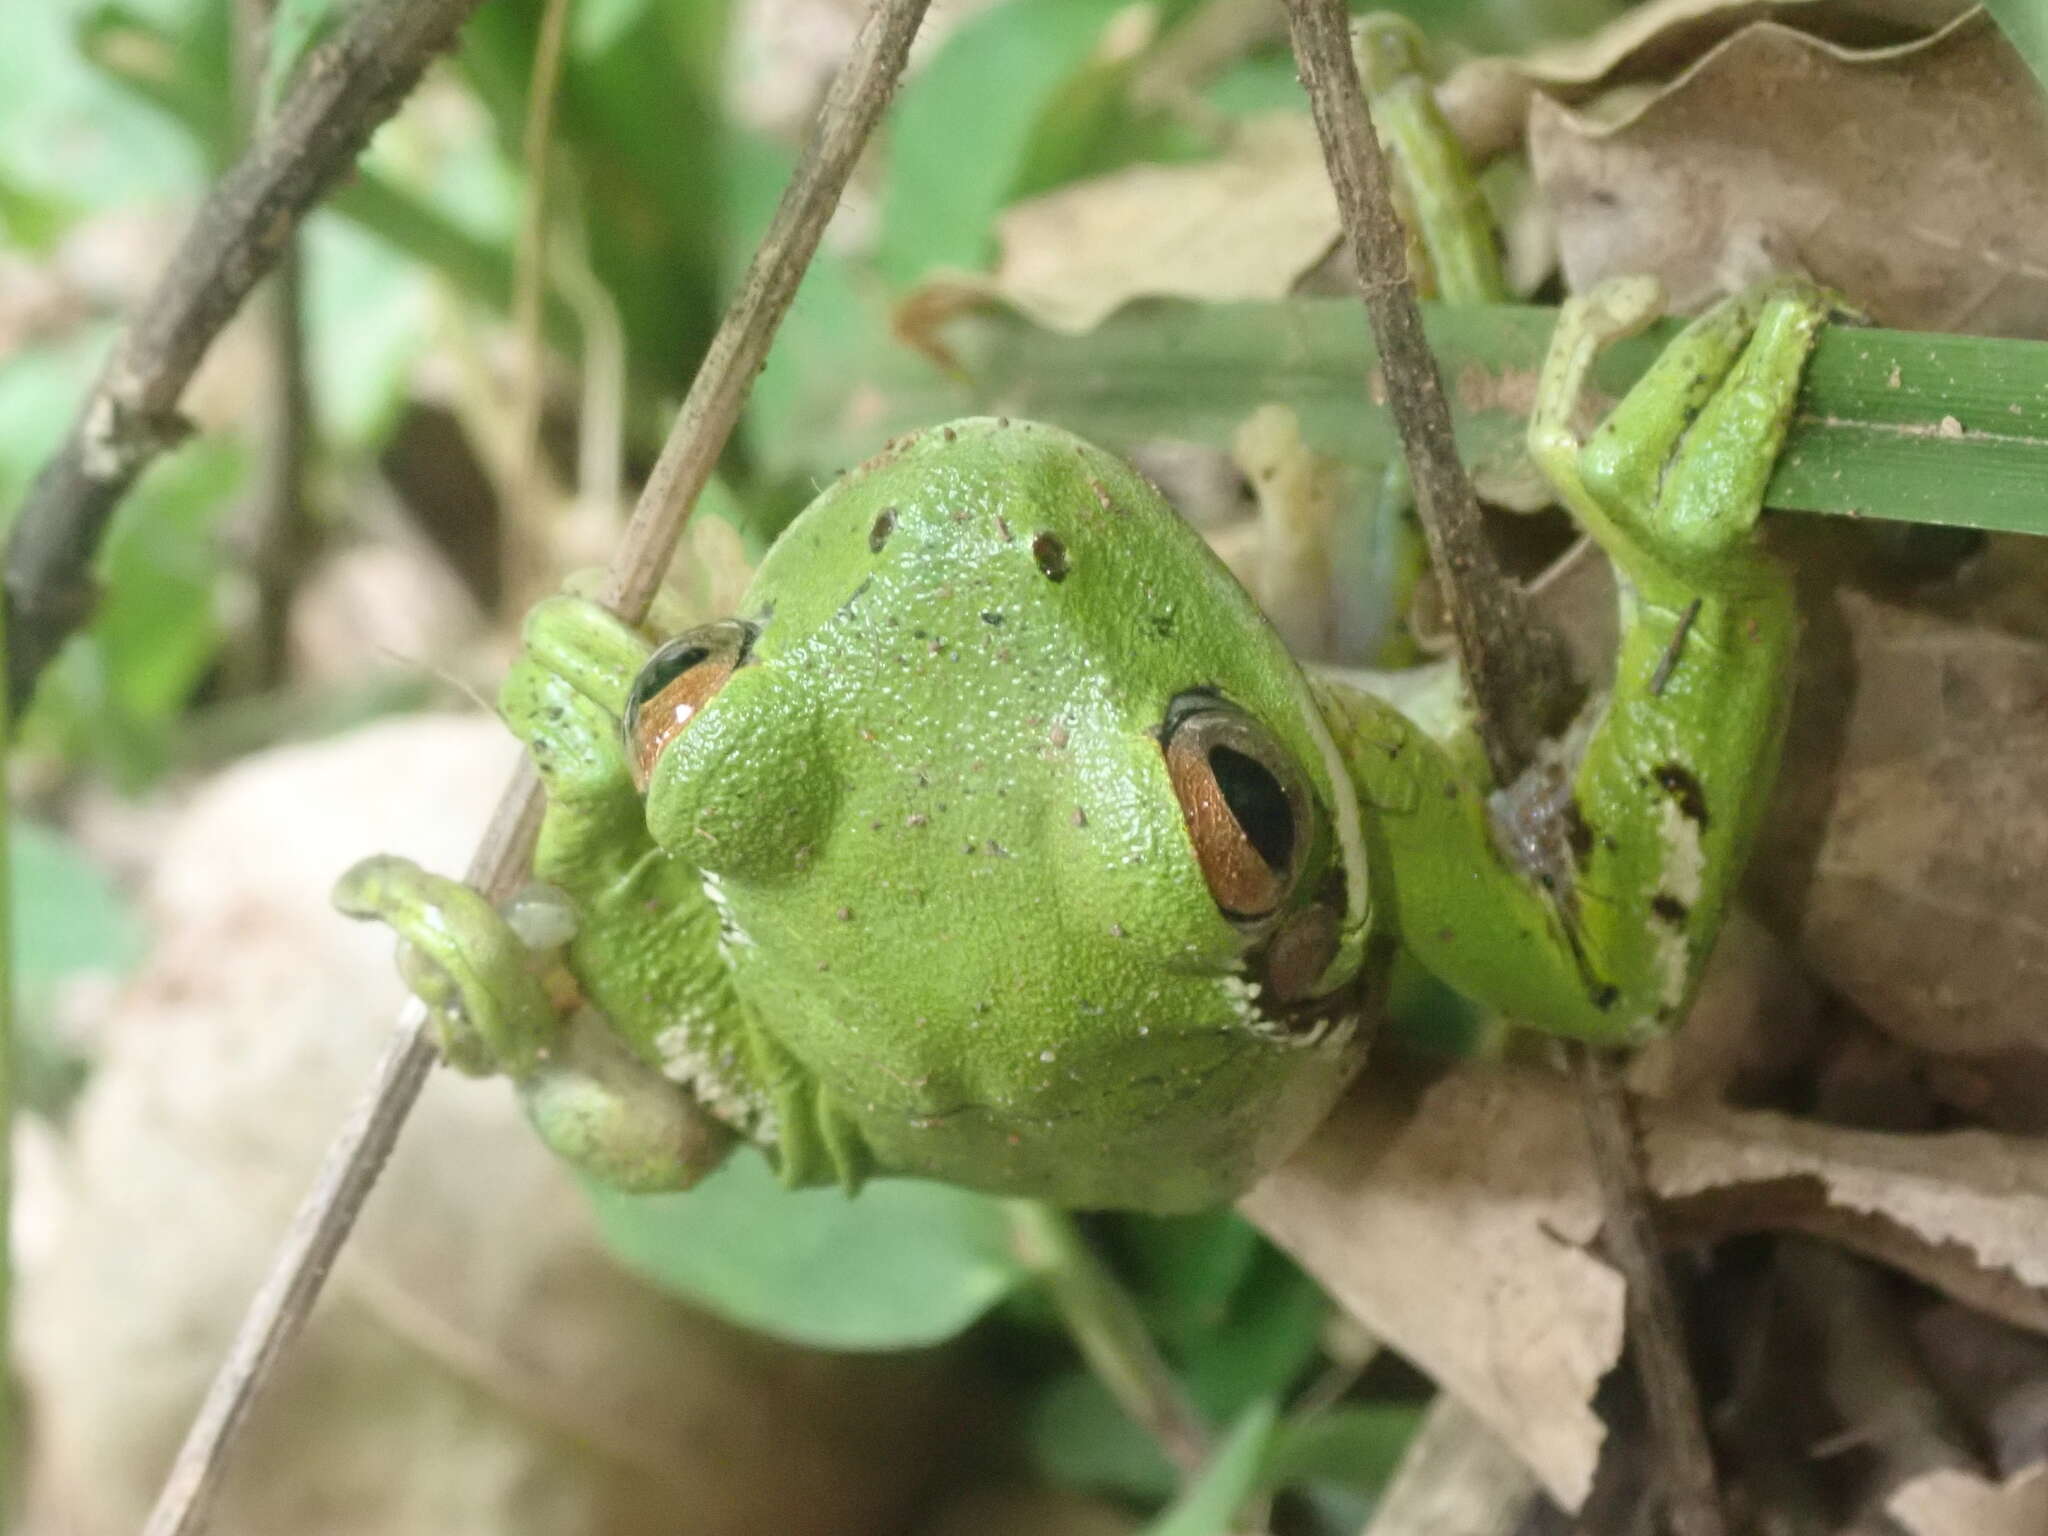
[624,620,753,791]
[1159,695,1315,925]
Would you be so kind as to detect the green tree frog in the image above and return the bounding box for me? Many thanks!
[336,271,1828,1213]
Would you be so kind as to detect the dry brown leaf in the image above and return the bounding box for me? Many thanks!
[1528,11,2048,333]
[1887,1463,2048,1536]
[1440,0,1967,163]
[1243,1070,1623,1510]
[1247,1058,2048,1510]
[1491,0,1962,97]
[1755,583,2048,1057]
[972,112,1339,335]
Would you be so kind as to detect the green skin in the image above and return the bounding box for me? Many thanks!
[336,275,1825,1213]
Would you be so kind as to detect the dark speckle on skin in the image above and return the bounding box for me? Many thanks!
[869,507,897,553]
[1564,800,1594,866]
[1652,762,1710,828]
[981,610,1004,625]
[1650,893,1690,926]
[1032,532,1069,582]
[1592,984,1620,1010]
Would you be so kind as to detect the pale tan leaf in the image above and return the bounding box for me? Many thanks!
[973,112,1340,335]
[1247,1056,2048,1510]
[1887,1463,2048,1536]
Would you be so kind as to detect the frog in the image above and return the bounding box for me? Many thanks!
[335,261,1828,1213]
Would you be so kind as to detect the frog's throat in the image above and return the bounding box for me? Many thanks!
[1289,661,1372,948]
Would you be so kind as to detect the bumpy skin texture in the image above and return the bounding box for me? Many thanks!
[645,423,1374,1209]
[336,281,1825,1213]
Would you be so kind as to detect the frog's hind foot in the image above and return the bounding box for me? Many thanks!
[1532,277,1833,590]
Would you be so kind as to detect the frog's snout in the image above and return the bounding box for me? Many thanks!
[640,660,839,882]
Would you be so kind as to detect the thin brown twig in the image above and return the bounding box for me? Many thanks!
[1278,4,1726,1532]
[503,0,576,612]
[3,0,487,718]
[138,3,932,1532]
[1573,1045,1728,1536]
[1279,0,1569,787]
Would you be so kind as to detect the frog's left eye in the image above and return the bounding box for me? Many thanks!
[1160,696,1315,924]
[624,620,753,791]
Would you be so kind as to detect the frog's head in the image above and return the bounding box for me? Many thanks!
[623,419,1373,1209]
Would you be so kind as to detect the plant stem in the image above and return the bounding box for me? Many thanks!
[3,0,487,720]
[1571,1045,1728,1536]
[1280,0,1571,785]
[1007,1202,1212,1480]
[503,0,577,612]
[138,5,932,1532]
[1281,5,1726,1531]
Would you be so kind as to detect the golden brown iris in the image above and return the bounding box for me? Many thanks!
[1160,696,1312,923]
[623,620,753,791]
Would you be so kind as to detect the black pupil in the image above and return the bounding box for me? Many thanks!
[630,644,710,717]
[1209,746,1293,871]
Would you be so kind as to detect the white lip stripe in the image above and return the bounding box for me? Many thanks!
[1293,670,1370,936]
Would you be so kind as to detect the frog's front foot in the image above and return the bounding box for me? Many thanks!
[334,854,561,1077]
[334,854,733,1191]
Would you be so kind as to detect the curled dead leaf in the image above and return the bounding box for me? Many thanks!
[1528,11,2048,332]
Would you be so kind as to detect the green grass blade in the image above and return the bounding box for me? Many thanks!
[863,299,2048,538]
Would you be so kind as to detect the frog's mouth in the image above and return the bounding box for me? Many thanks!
[1233,877,1377,1052]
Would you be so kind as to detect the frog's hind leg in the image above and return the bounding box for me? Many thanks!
[1527,278,1826,1037]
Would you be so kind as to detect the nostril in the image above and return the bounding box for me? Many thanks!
[869,507,897,553]
[1032,532,1069,582]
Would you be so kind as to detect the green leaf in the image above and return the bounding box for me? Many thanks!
[0,0,204,216]
[1029,1367,1179,1502]
[582,1148,1030,1350]
[1180,1253,1327,1421]
[1262,1403,1423,1494]
[720,129,895,519]
[1140,1399,1280,1536]
[303,212,435,449]
[878,0,1142,284]
[459,0,728,391]
[1985,0,2048,96]
[1119,1208,1265,1350]
[10,819,145,1013]
[10,818,146,1115]
[0,335,242,782]
[78,1,236,168]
